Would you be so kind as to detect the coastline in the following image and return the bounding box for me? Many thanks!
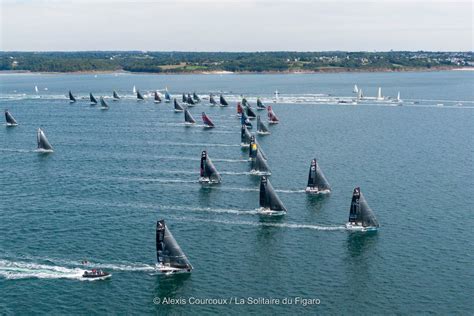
[0,66,471,75]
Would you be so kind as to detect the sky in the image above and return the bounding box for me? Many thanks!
[0,0,472,51]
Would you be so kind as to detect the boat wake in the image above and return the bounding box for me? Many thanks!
[153,142,240,148]
[152,156,247,163]
[172,216,345,231]
[157,205,258,216]
[0,148,31,153]
[0,259,84,280]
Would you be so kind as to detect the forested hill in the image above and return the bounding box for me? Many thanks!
[1,51,472,73]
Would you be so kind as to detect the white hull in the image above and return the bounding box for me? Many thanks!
[305,187,331,195]
[156,264,192,275]
[203,125,215,129]
[268,121,279,124]
[199,177,220,184]
[257,131,270,135]
[345,222,378,232]
[174,109,184,113]
[35,148,54,153]
[100,107,109,111]
[184,122,195,126]
[6,123,18,127]
[240,143,250,148]
[82,274,112,281]
[250,170,271,176]
[257,208,286,216]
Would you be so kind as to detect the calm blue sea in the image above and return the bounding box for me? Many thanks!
[0,71,473,315]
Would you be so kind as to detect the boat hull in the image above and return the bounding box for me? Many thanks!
[345,223,378,232]
[199,177,220,184]
[156,264,192,275]
[257,208,286,216]
[305,187,331,195]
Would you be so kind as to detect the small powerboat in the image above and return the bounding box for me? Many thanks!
[82,269,111,280]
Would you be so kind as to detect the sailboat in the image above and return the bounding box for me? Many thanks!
[154,91,162,103]
[68,90,76,103]
[182,93,187,103]
[246,106,256,120]
[156,220,193,274]
[89,93,98,105]
[258,176,287,215]
[36,128,54,152]
[396,92,402,105]
[133,85,137,94]
[236,102,243,117]
[184,108,196,125]
[186,94,196,106]
[219,94,229,106]
[137,90,145,101]
[305,159,331,194]
[199,151,221,184]
[113,91,121,101]
[251,150,271,175]
[256,98,266,110]
[345,187,379,232]
[353,84,359,94]
[5,110,18,126]
[35,85,39,93]
[376,87,383,101]
[267,106,280,124]
[241,112,253,129]
[174,99,184,112]
[193,92,201,103]
[164,90,171,103]
[100,97,109,110]
[242,97,250,107]
[273,90,279,103]
[201,112,215,128]
[241,124,252,147]
[209,94,217,106]
[249,135,268,161]
[256,115,270,135]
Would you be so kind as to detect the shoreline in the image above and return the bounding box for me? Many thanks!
[0,66,471,75]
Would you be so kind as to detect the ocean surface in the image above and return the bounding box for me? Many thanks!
[0,71,473,315]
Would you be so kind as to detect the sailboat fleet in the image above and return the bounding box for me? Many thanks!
[4,83,385,277]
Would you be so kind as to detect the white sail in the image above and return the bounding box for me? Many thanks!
[133,85,136,94]
[397,92,401,101]
[357,88,362,100]
[353,84,359,93]
[35,85,39,93]
[377,87,383,100]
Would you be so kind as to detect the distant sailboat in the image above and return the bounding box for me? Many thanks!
[305,159,331,194]
[267,106,280,124]
[34,85,39,93]
[236,102,243,117]
[256,98,266,110]
[186,94,196,106]
[209,94,217,106]
[357,88,363,101]
[201,112,215,128]
[100,97,109,110]
[259,176,287,215]
[113,90,121,101]
[241,112,253,129]
[182,93,187,103]
[164,90,171,103]
[396,92,402,105]
[256,115,270,135]
[353,84,359,94]
[251,150,271,175]
[241,124,252,147]
[174,99,184,112]
[36,128,53,152]
[133,85,137,94]
[5,110,18,126]
[154,91,162,103]
[273,90,279,103]
[219,94,229,106]
[199,151,221,184]
[345,187,379,232]
[242,97,250,107]
[184,108,196,125]
[68,90,76,103]
[376,87,383,101]
[156,220,193,274]
[246,106,256,120]
[193,92,201,103]
[137,90,145,101]
[89,93,98,105]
